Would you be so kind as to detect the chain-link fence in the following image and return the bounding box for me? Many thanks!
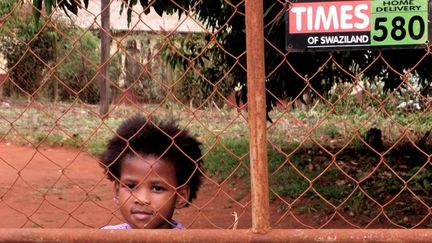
[0,0,431,241]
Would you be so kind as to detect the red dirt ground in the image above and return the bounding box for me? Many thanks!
[0,142,256,229]
[0,142,401,229]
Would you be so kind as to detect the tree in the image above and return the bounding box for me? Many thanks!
[35,0,432,114]
[160,32,235,107]
[32,0,89,23]
[0,0,55,99]
[0,0,121,103]
[32,0,110,114]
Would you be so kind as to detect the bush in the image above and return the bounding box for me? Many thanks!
[161,33,234,107]
[51,24,121,104]
[0,1,121,103]
[120,34,168,103]
[0,4,55,98]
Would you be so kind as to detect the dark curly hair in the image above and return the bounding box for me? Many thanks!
[99,114,203,204]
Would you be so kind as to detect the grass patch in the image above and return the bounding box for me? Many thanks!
[86,140,107,156]
[0,100,431,227]
[202,137,250,183]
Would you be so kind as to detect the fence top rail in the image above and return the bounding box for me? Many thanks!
[0,229,431,243]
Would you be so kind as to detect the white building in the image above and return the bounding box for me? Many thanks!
[67,0,205,33]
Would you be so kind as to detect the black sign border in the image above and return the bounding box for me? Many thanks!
[285,0,432,52]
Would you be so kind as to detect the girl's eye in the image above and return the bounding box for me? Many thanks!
[152,186,165,192]
[124,183,136,190]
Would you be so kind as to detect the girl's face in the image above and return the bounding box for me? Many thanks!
[115,154,189,229]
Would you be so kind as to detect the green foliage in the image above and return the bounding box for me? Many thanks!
[120,34,167,103]
[29,0,432,115]
[270,165,309,201]
[409,166,432,196]
[0,1,51,97]
[52,23,120,103]
[32,130,82,148]
[1,102,431,226]
[53,26,100,103]
[0,0,20,21]
[161,33,234,107]
[0,1,121,103]
[314,168,355,205]
[0,5,55,97]
[87,140,108,156]
[32,0,89,25]
[202,138,249,182]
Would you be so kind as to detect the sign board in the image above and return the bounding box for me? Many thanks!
[286,0,432,51]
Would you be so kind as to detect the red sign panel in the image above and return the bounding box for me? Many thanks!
[289,1,370,33]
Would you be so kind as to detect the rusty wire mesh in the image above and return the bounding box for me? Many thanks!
[0,0,430,234]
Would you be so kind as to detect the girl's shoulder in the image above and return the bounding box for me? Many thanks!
[101,221,183,229]
[101,223,132,229]
[172,220,184,229]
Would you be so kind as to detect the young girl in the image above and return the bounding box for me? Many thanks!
[99,114,203,229]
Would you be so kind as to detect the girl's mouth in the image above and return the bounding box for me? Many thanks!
[131,208,154,220]
[132,212,152,221]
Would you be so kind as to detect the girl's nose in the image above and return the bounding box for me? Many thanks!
[132,189,150,205]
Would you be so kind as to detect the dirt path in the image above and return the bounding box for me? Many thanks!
[0,142,258,229]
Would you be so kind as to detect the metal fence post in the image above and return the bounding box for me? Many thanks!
[245,0,271,234]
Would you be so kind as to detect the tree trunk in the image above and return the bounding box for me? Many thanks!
[0,81,3,100]
[52,38,58,102]
[365,127,384,152]
[99,0,111,117]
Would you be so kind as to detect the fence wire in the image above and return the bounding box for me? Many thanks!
[0,0,430,235]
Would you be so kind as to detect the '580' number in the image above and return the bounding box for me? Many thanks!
[372,16,425,42]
